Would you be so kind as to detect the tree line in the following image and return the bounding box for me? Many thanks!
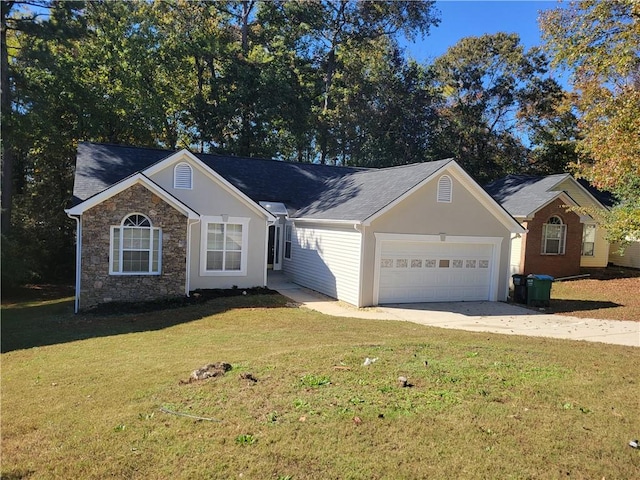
[1,0,638,286]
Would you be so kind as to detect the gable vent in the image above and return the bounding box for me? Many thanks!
[437,175,452,203]
[174,163,193,189]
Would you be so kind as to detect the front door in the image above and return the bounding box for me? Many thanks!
[268,222,283,270]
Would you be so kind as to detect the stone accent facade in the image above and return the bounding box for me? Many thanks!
[521,198,582,278]
[80,183,188,309]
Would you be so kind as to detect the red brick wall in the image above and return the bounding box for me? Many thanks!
[521,199,582,279]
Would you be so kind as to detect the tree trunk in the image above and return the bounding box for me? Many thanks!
[319,48,336,164]
[1,1,15,234]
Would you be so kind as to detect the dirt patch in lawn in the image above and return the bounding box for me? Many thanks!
[547,267,640,322]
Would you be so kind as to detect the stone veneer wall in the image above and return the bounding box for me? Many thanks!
[80,183,188,309]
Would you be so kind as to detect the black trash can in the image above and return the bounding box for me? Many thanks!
[512,274,528,304]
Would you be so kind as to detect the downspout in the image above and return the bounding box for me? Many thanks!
[185,218,200,297]
[354,223,364,307]
[66,212,81,313]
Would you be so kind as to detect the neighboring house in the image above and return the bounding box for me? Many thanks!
[66,142,525,312]
[609,241,640,269]
[576,180,640,269]
[485,174,610,279]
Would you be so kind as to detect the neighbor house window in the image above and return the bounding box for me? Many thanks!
[437,175,452,203]
[542,216,566,255]
[201,217,249,275]
[284,224,292,259]
[174,162,193,189]
[110,214,161,274]
[582,224,596,256]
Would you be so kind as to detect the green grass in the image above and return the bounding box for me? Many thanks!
[2,295,639,479]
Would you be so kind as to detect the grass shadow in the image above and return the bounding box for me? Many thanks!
[547,299,622,315]
[1,469,36,480]
[1,291,289,353]
[578,267,640,280]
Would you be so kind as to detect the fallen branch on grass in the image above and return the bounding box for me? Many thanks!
[160,406,222,422]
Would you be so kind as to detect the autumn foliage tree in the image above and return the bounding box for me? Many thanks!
[540,0,640,244]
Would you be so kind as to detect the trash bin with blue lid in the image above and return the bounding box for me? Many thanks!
[526,274,554,307]
[512,274,528,304]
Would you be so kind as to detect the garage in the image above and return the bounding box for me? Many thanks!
[376,236,500,304]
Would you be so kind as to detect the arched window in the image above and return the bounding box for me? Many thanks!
[437,175,452,203]
[174,162,193,189]
[110,214,161,274]
[542,215,566,255]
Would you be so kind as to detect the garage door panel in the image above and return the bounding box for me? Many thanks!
[378,240,494,303]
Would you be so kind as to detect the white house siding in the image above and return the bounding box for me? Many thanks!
[609,241,640,269]
[510,234,523,277]
[283,222,362,306]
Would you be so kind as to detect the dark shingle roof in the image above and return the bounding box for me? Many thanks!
[72,142,452,222]
[484,174,570,218]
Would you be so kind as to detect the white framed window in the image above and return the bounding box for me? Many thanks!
[542,216,566,255]
[200,216,250,276]
[284,224,292,259]
[437,175,452,203]
[582,224,596,256]
[174,162,193,189]
[110,214,161,275]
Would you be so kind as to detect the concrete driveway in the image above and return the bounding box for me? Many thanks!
[268,273,639,347]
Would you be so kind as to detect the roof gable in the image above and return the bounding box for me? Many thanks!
[485,173,609,219]
[66,173,199,219]
[552,176,611,210]
[142,150,275,221]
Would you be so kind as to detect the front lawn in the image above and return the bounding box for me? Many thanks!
[2,294,639,479]
[549,267,640,321]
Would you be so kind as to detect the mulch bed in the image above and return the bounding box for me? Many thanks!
[2,284,278,315]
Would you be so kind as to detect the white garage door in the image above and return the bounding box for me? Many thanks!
[378,240,495,303]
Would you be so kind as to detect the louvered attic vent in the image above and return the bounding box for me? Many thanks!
[174,163,193,189]
[437,175,452,203]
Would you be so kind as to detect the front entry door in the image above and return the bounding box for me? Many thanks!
[268,222,283,270]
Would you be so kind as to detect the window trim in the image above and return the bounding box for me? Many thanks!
[284,223,292,260]
[541,216,567,255]
[582,223,596,257]
[437,175,452,203]
[109,213,162,275]
[173,162,193,190]
[200,216,250,276]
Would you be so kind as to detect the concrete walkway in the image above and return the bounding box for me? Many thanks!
[267,272,639,347]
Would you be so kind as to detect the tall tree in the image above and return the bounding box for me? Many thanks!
[540,0,640,243]
[1,1,84,233]
[1,0,16,234]
[2,1,86,284]
[324,37,439,167]
[431,33,558,183]
[518,79,580,175]
[260,0,439,163]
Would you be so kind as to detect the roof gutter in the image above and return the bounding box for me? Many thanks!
[291,218,362,225]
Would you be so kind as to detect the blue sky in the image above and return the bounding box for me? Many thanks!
[404,0,557,62]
